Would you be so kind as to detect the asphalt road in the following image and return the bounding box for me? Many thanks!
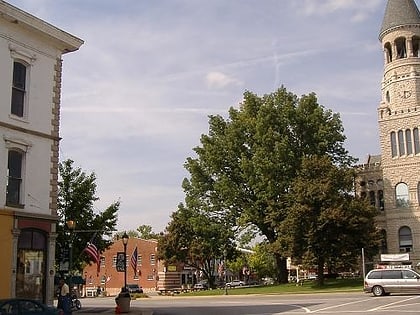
[75,291,420,315]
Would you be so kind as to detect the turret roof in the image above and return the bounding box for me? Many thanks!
[379,0,420,40]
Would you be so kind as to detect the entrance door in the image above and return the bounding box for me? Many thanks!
[16,229,46,301]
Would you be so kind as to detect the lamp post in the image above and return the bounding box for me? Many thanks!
[66,220,76,293]
[122,232,129,291]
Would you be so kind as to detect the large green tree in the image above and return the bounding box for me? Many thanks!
[281,155,380,285]
[158,203,234,288]
[181,87,355,283]
[56,159,119,275]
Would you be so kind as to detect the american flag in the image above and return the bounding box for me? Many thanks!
[84,242,100,274]
[130,246,138,274]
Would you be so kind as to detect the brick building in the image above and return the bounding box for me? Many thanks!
[82,238,160,296]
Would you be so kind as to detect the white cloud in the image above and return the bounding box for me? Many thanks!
[205,71,242,89]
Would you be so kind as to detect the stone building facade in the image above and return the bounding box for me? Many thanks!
[357,0,420,267]
[0,1,83,304]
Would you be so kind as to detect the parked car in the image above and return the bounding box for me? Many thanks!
[226,280,245,287]
[364,268,420,296]
[0,298,61,315]
[193,283,208,290]
[126,284,143,294]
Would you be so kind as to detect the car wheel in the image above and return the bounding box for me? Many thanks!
[75,300,82,310]
[372,285,385,296]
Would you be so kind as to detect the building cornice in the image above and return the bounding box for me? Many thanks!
[0,0,83,53]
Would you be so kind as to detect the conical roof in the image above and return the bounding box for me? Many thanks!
[379,0,420,39]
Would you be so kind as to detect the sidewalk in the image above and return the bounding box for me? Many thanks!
[76,306,153,315]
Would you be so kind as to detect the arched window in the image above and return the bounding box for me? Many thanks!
[414,128,420,154]
[406,129,413,155]
[391,132,397,157]
[398,130,405,156]
[369,191,376,206]
[386,91,390,103]
[399,226,413,252]
[384,42,393,62]
[413,36,420,57]
[396,37,407,59]
[396,182,409,207]
[378,190,384,210]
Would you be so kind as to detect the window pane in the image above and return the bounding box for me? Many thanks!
[11,62,26,117]
[406,129,413,155]
[396,183,409,207]
[369,191,376,206]
[11,88,24,117]
[7,151,22,205]
[398,130,405,156]
[414,128,420,154]
[8,151,22,177]
[32,231,46,250]
[13,62,26,89]
[391,132,398,157]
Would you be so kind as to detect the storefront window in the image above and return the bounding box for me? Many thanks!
[16,229,46,301]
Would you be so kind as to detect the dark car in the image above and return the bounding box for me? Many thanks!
[126,284,143,294]
[0,298,61,315]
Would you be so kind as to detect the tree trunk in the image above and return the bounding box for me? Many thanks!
[317,256,325,286]
[274,253,288,284]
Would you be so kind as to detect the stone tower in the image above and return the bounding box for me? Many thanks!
[377,0,420,264]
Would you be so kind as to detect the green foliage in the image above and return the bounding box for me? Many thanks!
[281,155,380,285]
[158,204,234,288]
[55,159,118,274]
[248,243,277,280]
[162,86,376,286]
[175,86,356,283]
[137,224,160,239]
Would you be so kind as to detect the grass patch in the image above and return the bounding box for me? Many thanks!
[181,278,364,296]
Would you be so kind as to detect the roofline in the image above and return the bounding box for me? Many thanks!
[0,0,83,53]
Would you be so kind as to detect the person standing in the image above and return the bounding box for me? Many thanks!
[57,278,71,315]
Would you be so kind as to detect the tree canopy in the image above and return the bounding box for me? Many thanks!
[56,159,119,274]
[160,86,378,284]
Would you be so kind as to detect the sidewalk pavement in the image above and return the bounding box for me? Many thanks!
[76,306,153,315]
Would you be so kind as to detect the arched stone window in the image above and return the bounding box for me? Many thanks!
[406,129,413,155]
[396,37,407,59]
[414,128,420,154]
[369,191,376,206]
[384,42,393,62]
[378,190,384,210]
[398,130,405,156]
[413,36,420,57]
[399,226,413,252]
[396,182,409,207]
[391,132,397,157]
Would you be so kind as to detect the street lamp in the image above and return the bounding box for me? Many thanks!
[122,232,129,291]
[66,220,76,292]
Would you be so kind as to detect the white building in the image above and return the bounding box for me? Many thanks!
[0,1,83,304]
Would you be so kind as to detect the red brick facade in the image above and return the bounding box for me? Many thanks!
[82,238,160,296]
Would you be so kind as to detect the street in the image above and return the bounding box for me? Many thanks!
[75,291,420,315]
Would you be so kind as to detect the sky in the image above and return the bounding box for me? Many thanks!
[7,0,395,233]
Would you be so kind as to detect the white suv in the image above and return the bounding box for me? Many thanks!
[364,268,420,296]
